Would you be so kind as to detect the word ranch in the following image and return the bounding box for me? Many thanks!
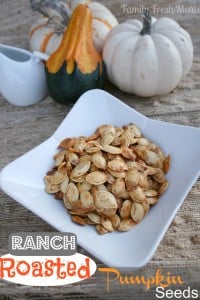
[9,233,77,256]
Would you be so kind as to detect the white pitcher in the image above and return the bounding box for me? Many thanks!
[0,44,49,106]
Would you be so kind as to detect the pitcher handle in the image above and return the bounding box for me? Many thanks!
[33,51,49,62]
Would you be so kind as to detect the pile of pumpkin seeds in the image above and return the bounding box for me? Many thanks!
[44,124,171,234]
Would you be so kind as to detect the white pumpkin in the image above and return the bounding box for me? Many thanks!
[103,12,193,97]
[29,0,118,54]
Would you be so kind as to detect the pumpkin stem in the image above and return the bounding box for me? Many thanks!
[140,10,152,35]
[46,5,102,74]
[30,0,70,25]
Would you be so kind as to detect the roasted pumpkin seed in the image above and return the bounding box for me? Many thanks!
[71,161,91,178]
[95,191,118,216]
[131,203,145,223]
[111,179,125,196]
[119,200,132,219]
[92,152,107,169]
[100,216,114,232]
[118,219,135,231]
[125,169,140,190]
[86,171,108,185]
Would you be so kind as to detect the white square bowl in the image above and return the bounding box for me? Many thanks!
[1,89,200,267]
